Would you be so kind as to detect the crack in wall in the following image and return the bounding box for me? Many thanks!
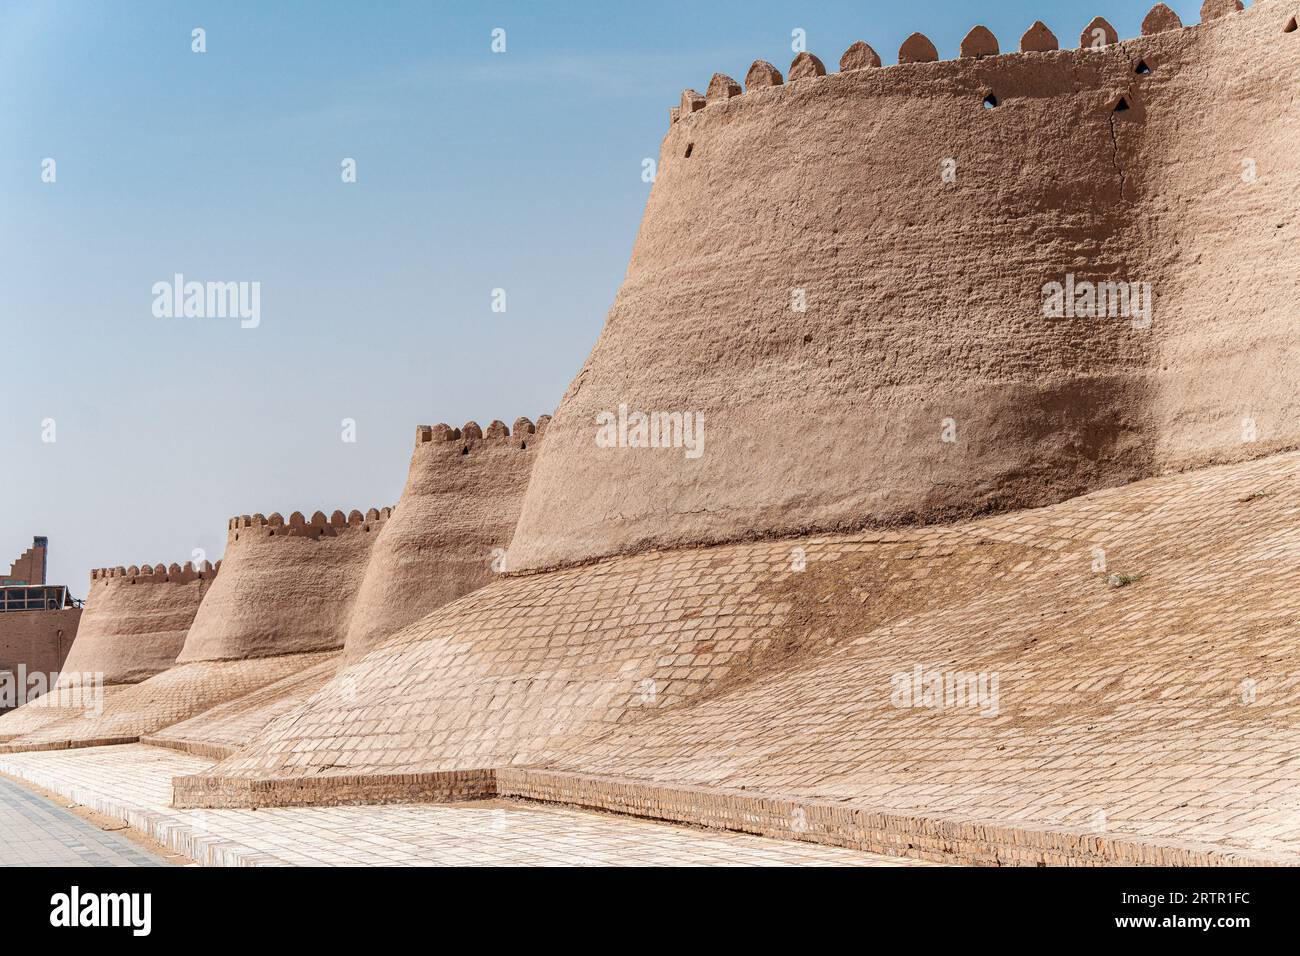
[1107,89,1128,201]
[1102,117,1123,201]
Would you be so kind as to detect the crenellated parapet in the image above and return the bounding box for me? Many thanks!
[1143,4,1184,34]
[183,503,393,662]
[788,51,827,80]
[512,0,1300,573]
[90,561,218,585]
[414,415,550,451]
[960,26,1000,59]
[340,412,553,660]
[225,506,393,541]
[744,60,783,89]
[1202,0,1246,19]
[839,41,882,71]
[898,32,939,64]
[705,73,741,103]
[1020,21,1060,52]
[1081,16,1120,48]
[62,556,218,686]
[667,3,1269,127]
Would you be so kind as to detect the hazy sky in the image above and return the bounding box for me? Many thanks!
[1,0,1218,589]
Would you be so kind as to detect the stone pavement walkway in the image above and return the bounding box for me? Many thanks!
[0,745,929,866]
[0,773,169,867]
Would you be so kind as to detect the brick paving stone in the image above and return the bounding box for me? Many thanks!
[178,451,1300,861]
[0,772,169,867]
[0,745,925,866]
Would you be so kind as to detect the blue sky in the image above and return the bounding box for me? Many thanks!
[0,0,1222,589]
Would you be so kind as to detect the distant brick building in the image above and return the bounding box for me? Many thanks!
[0,537,81,712]
[2,535,48,586]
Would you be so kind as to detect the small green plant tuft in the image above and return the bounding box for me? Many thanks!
[1108,572,1144,589]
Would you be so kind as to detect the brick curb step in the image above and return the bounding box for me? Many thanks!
[139,735,237,761]
[497,769,1291,866]
[167,762,1290,866]
[0,735,140,755]
[172,767,496,809]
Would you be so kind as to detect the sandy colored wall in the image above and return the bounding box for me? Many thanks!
[341,417,547,662]
[509,1,1300,571]
[1137,3,1300,464]
[0,608,79,687]
[177,508,389,663]
[59,564,213,685]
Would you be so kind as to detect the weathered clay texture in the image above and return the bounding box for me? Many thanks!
[178,508,388,662]
[744,60,783,90]
[788,52,827,80]
[960,26,1000,59]
[341,418,545,661]
[0,564,211,740]
[61,565,215,684]
[839,41,881,71]
[12,6,1300,868]
[1020,20,1060,52]
[509,2,1300,572]
[1143,3,1184,35]
[705,73,741,102]
[1202,0,1245,20]
[1080,16,1120,48]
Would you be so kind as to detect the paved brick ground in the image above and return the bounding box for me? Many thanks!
[180,450,1300,861]
[0,745,926,866]
[0,773,168,867]
[539,451,1300,862]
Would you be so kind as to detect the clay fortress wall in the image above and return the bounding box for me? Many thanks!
[342,417,548,661]
[8,0,1297,727]
[509,0,1300,570]
[176,506,392,663]
[67,562,218,684]
[3,4,1300,865]
[0,511,388,751]
[16,1,1297,704]
[0,414,548,752]
[0,561,213,741]
[173,413,549,666]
